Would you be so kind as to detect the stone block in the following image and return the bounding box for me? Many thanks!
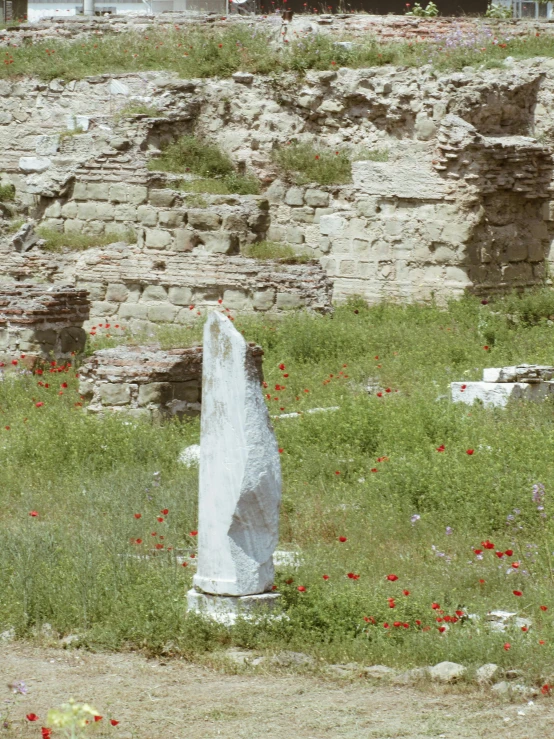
[198,232,239,254]
[148,304,178,323]
[100,383,131,406]
[145,229,172,249]
[113,204,137,222]
[105,283,129,303]
[91,301,118,317]
[86,183,110,201]
[305,189,329,208]
[172,382,201,403]
[415,113,436,141]
[44,202,62,219]
[174,228,197,252]
[451,381,551,408]
[159,210,184,228]
[168,287,193,306]
[95,202,115,221]
[119,303,149,320]
[78,282,106,301]
[77,202,98,220]
[137,206,158,226]
[290,207,315,224]
[222,289,249,310]
[142,285,168,302]
[61,201,78,219]
[59,327,86,354]
[275,293,304,310]
[253,290,275,311]
[41,219,64,232]
[502,262,533,283]
[339,260,356,275]
[319,214,347,237]
[149,189,176,208]
[355,198,379,217]
[64,219,86,234]
[73,182,88,200]
[127,185,148,206]
[285,187,304,206]
[267,225,285,242]
[187,210,222,230]
[138,382,172,406]
[105,223,133,238]
[85,221,105,236]
[285,226,305,245]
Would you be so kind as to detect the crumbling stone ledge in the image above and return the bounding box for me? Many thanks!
[79,341,264,420]
[0,283,89,364]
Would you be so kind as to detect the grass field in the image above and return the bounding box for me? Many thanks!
[2,25,554,81]
[2,292,554,685]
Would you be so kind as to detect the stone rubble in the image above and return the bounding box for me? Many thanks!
[452,365,554,408]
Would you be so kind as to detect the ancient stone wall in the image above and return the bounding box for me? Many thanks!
[2,49,554,311]
[79,341,263,420]
[0,283,89,363]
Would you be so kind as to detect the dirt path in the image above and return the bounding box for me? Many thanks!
[1,644,553,739]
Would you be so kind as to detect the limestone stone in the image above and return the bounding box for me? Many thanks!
[222,289,249,310]
[86,183,110,201]
[191,312,281,597]
[285,226,305,245]
[142,285,168,302]
[144,229,172,249]
[415,112,436,140]
[159,210,184,228]
[137,206,158,226]
[174,228,197,252]
[119,304,149,320]
[429,662,466,683]
[187,210,221,230]
[168,286,193,305]
[99,383,131,406]
[105,283,129,303]
[149,189,176,208]
[451,381,551,408]
[285,187,305,206]
[275,293,304,310]
[148,304,178,323]
[198,232,238,255]
[19,157,51,173]
[305,189,330,208]
[476,664,499,684]
[253,290,275,311]
[138,382,171,406]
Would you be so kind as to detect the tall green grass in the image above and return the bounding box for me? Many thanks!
[2,26,554,81]
[2,293,554,680]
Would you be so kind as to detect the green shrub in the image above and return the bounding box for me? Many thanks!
[0,183,15,202]
[353,148,389,162]
[241,241,312,263]
[179,173,260,196]
[149,135,234,178]
[273,142,352,185]
[37,228,134,253]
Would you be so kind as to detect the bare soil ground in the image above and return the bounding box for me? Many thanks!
[1,644,553,739]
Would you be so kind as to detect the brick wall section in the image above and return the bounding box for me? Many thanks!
[79,342,264,420]
[0,283,89,362]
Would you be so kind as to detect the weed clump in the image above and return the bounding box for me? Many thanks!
[179,174,260,196]
[241,241,312,263]
[150,135,234,178]
[0,183,15,202]
[37,228,135,253]
[273,142,352,185]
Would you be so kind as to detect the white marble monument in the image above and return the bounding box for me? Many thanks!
[187,311,282,622]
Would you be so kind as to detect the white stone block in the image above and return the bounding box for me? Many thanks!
[193,312,281,597]
[451,381,552,408]
[19,157,51,173]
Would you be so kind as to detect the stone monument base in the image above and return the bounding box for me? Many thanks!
[187,589,281,625]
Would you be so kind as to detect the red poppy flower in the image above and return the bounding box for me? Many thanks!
[403,590,410,596]
[322,574,329,580]
[4,426,9,431]
[94,715,103,722]
[503,643,511,651]
[161,509,169,515]
[347,572,359,580]
[278,448,284,454]
[431,602,440,610]
[35,402,44,408]
[383,622,389,628]
[218,298,223,304]
[466,449,474,455]
[513,590,523,597]
[505,549,513,557]
[297,585,306,592]
[190,530,198,536]
[540,640,546,645]
[483,346,489,350]
[42,729,52,739]
[338,536,347,542]
[393,621,402,628]
[415,620,421,626]
[541,605,548,611]
[279,363,285,370]
[285,578,294,585]
[482,540,494,549]
[386,574,398,582]
[157,517,164,522]
[521,626,528,632]
[495,551,504,558]
[541,684,551,695]
[479,579,485,584]
[455,610,464,617]
[134,513,141,519]
[155,543,164,550]
[473,549,482,555]
[182,562,188,567]
[110,720,119,726]
[61,382,68,389]
[11,360,18,366]
[511,562,519,569]
[335,470,340,475]
[436,445,445,452]
[29,511,39,517]
[283,373,289,378]
[26,714,39,722]
[385,388,391,393]
[388,601,395,608]
[135,539,142,545]
[438,626,446,633]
